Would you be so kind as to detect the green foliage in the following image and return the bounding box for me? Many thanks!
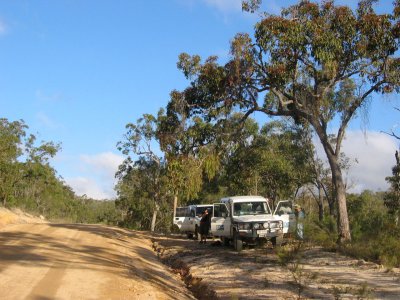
[115,157,170,231]
[305,191,400,268]
[0,118,120,225]
[384,150,400,221]
[341,191,400,267]
[242,0,262,13]
[347,191,387,241]
[304,214,338,250]
[224,119,313,203]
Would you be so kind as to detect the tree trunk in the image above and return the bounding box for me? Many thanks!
[314,123,351,243]
[335,180,351,243]
[328,198,335,216]
[150,202,159,232]
[318,186,324,222]
[328,155,351,243]
[173,193,178,221]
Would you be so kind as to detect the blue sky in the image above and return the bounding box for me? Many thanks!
[1,0,399,199]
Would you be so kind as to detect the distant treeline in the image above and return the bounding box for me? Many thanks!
[0,118,121,225]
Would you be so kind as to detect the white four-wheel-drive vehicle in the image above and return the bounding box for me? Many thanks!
[174,204,213,239]
[210,196,284,251]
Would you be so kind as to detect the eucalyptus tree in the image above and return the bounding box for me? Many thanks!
[384,150,400,225]
[22,136,61,214]
[0,119,27,206]
[176,0,400,242]
[117,113,167,232]
[224,120,313,207]
[158,91,219,218]
[115,156,169,230]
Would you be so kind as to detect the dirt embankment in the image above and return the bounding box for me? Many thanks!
[152,235,400,300]
[0,207,48,229]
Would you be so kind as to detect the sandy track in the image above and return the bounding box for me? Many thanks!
[153,235,400,300]
[0,223,195,300]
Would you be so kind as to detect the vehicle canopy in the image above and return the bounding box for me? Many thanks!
[220,196,272,216]
[220,195,268,204]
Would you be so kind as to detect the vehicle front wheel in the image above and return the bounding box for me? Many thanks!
[221,236,230,246]
[233,231,243,252]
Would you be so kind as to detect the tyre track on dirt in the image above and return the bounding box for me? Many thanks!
[0,223,195,300]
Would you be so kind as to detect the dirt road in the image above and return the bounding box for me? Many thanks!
[0,223,194,300]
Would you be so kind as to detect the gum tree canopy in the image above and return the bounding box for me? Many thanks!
[176,0,400,243]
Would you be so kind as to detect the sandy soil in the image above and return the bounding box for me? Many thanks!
[153,235,400,300]
[0,207,48,229]
[2,207,399,300]
[0,221,195,300]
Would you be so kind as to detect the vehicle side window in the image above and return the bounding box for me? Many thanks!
[176,207,187,217]
[214,204,228,217]
[277,202,293,215]
[214,205,221,217]
[190,209,195,217]
[220,204,228,217]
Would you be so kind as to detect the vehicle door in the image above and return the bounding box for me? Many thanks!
[211,203,231,237]
[181,207,195,232]
[273,200,295,234]
[187,207,196,232]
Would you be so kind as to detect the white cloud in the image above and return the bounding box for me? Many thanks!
[80,152,124,178]
[203,0,242,13]
[63,152,124,200]
[315,130,398,193]
[343,131,397,193]
[65,177,110,200]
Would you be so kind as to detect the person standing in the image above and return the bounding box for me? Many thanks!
[199,209,210,244]
[294,205,305,240]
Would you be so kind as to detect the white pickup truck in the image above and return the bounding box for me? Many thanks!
[210,196,283,251]
[174,204,213,239]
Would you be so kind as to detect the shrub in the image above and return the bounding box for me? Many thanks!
[304,215,337,250]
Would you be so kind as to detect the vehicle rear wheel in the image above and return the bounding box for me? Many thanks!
[194,225,200,240]
[233,231,243,252]
[187,232,193,239]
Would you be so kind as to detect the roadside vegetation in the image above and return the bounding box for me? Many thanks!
[0,118,121,225]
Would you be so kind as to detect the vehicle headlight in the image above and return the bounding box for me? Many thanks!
[253,223,260,230]
[263,222,269,229]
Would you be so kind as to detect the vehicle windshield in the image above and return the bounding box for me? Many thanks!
[233,202,271,216]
